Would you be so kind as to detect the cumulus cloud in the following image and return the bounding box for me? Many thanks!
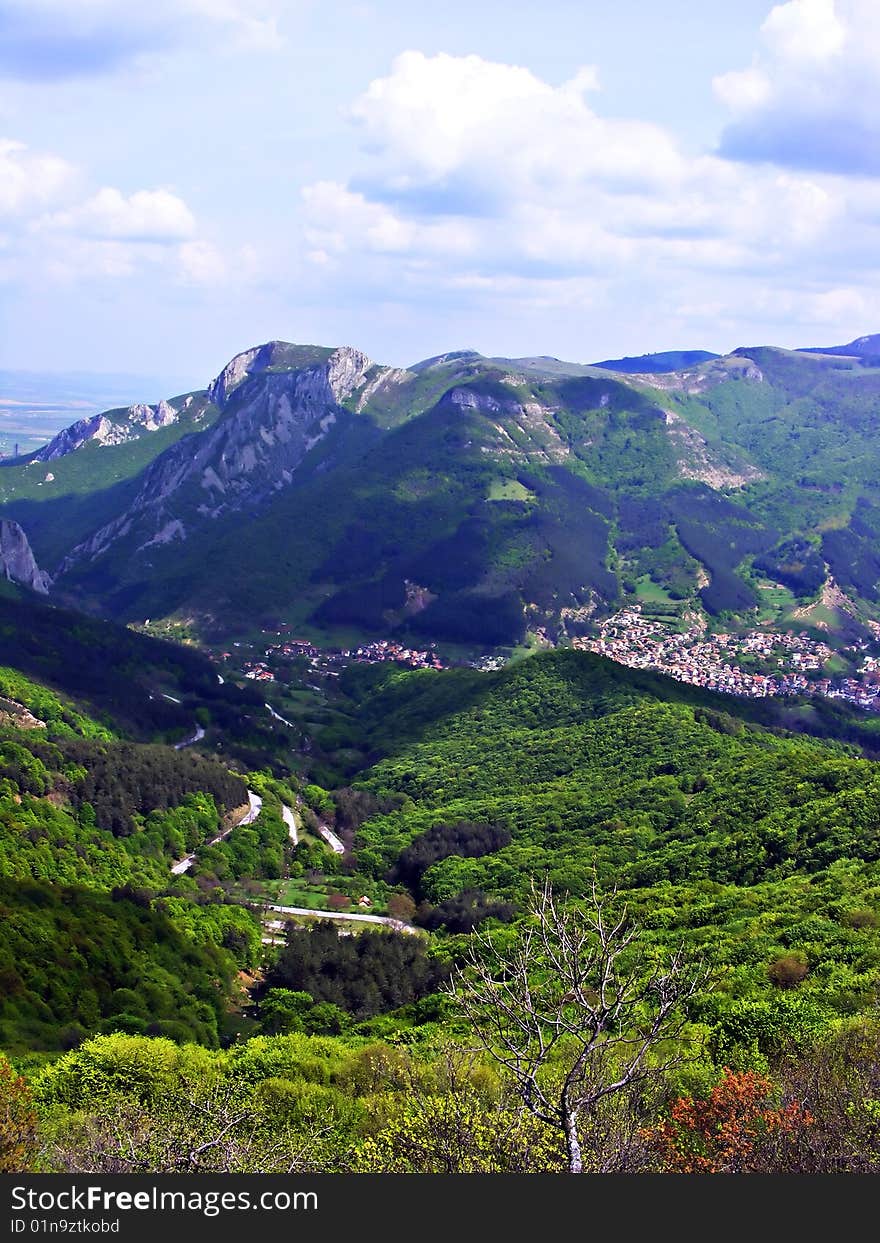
[0,139,76,217]
[0,0,282,80]
[48,187,197,242]
[0,131,231,292]
[715,0,880,174]
[302,52,853,280]
[349,51,681,210]
[293,46,880,353]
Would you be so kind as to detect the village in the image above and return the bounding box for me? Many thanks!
[232,632,446,683]
[220,607,880,713]
[571,605,880,710]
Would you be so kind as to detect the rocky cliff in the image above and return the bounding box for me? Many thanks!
[34,397,188,462]
[0,520,51,593]
[63,344,377,565]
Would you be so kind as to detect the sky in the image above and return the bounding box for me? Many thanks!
[2,0,880,385]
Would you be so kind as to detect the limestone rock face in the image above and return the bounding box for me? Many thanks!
[0,521,51,594]
[64,345,376,566]
[34,397,185,462]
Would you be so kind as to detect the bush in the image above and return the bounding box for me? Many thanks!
[768,954,809,990]
[0,1054,38,1171]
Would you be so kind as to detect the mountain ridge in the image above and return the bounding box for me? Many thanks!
[2,332,880,652]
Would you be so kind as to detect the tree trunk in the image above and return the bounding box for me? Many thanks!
[565,1113,583,1174]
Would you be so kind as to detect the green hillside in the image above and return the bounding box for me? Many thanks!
[0,656,267,1051]
[2,622,880,1170]
[289,650,880,1044]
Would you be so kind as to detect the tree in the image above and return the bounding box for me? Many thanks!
[0,1054,38,1172]
[386,892,417,924]
[771,1018,880,1172]
[354,1046,561,1173]
[449,877,705,1173]
[644,1068,813,1173]
[767,952,808,989]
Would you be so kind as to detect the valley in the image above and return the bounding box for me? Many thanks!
[3,333,880,1174]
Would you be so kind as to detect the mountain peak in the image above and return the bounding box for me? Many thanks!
[206,341,365,408]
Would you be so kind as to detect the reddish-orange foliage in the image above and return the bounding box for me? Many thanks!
[0,1057,38,1172]
[645,1069,813,1173]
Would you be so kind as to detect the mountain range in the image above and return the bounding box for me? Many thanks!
[1,332,880,650]
[3,332,880,1167]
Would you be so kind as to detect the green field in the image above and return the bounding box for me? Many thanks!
[633,575,680,607]
[487,478,535,502]
[753,580,799,617]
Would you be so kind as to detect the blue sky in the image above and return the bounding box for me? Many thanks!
[1,0,879,383]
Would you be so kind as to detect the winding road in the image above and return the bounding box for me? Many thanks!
[173,724,205,751]
[317,822,345,854]
[265,702,296,729]
[171,789,263,875]
[167,711,343,908]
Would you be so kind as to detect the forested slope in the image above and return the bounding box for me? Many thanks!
[304,650,880,1048]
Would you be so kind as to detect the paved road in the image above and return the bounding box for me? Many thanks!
[171,789,262,875]
[281,803,298,845]
[239,789,263,825]
[317,823,345,854]
[266,902,417,934]
[173,724,205,751]
[265,702,296,729]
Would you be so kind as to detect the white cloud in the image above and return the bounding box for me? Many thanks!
[292,47,880,355]
[713,66,771,112]
[303,52,849,276]
[350,51,682,201]
[50,187,197,242]
[0,139,76,217]
[715,1,880,174]
[0,132,240,292]
[761,0,846,61]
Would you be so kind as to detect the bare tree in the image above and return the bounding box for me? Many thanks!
[448,877,706,1173]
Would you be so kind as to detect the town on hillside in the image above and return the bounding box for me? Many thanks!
[217,607,880,712]
[231,633,446,684]
[572,605,880,710]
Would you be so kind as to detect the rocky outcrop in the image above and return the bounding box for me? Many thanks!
[664,410,764,489]
[449,387,521,416]
[34,397,185,462]
[0,696,45,730]
[63,346,375,567]
[207,343,278,408]
[0,521,51,594]
[205,341,374,410]
[638,355,763,396]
